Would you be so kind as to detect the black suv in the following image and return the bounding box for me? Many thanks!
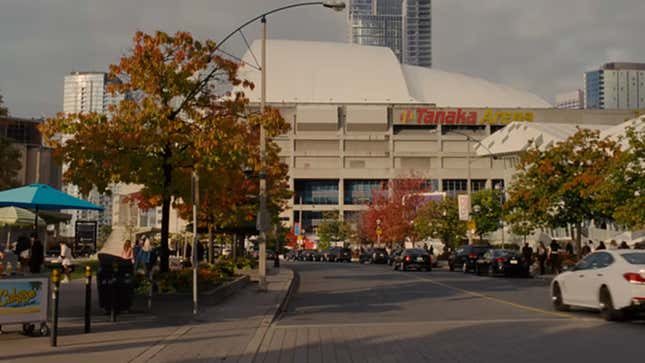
[448,245,492,272]
[359,248,389,264]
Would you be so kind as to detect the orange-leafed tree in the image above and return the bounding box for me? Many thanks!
[40,31,258,272]
[174,108,291,262]
[359,178,433,246]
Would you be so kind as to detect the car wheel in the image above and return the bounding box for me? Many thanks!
[600,287,623,321]
[393,262,398,271]
[475,265,481,276]
[552,283,569,311]
[449,263,454,272]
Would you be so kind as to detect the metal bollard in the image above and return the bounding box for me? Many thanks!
[84,265,92,333]
[50,269,60,347]
[111,262,118,322]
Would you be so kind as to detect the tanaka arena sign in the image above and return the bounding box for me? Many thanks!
[395,108,534,125]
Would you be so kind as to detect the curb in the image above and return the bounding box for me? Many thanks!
[240,267,296,363]
[274,268,299,323]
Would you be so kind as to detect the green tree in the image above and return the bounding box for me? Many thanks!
[506,128,622,255]
[0,95,21,190]
[41,31,257,272]
[317,212,350,248]
[471,189,502,242]
[414,198,467,249]
[596,126,645,229]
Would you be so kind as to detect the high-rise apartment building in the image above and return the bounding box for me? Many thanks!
[61,72,124,238]
[348,0,432,68]
[555,89,584,109]
[585,62,645,109]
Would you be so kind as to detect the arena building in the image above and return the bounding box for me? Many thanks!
[237,40,635,239]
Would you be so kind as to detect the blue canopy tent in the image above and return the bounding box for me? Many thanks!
[0,184,103,235]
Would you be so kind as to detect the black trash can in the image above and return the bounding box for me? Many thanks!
[97,253,134,313]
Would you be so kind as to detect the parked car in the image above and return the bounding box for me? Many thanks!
[266,249,277,260]
[551,250,645,321]
[326,247,351,262]
[448,245,492,272]
[286,250,303,261]
[388,249,403,266]
[301,249,321,261]
[392,248,432,271]
[475,249,528,277]
[359,248,389,264]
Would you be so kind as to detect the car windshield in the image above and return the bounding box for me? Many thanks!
[405,249,426,255]
[621,253,645,265]
[472,246,491,254]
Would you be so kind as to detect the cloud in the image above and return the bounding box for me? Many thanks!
[0,0,644,116]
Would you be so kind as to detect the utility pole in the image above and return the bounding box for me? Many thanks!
[258,16,268,291]
[466,137,473,245]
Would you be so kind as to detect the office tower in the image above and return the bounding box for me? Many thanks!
[61,72,123,238]
[555,89,584,109]
[585,62,645,109]
[348,0,432,68]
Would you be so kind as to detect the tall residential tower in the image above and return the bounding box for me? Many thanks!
[585,62,645,109]
[348,0,432,68]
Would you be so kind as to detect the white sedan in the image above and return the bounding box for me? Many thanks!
[551,250,645,321]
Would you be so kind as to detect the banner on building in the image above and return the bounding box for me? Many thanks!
[0,277,49,325]
[458,195,470,221]
[394,107,535,126]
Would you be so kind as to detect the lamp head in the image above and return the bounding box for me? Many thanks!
[323,1,346,11]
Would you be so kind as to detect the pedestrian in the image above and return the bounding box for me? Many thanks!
[29,238,44,274]
[428,245,434,257]
[141,237,152,274]
[549,239,561,274]
[537,242,547,275]
[618,241,630,249]
[133,239,142,271]
[581,242,592,257]
[609,240,618,250]
[596,241,607,250]
[121,240,134,263]
[565,242,574,257]
[14,235,31,272]
[58,241,73,283]
[522,242,533,262]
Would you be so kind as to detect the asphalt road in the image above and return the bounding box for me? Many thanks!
[253,261,645,363]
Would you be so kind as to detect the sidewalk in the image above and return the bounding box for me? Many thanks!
[0,266,295,363]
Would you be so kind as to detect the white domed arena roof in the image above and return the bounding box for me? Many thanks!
[236,40,551,108]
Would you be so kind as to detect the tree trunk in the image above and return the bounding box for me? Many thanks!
[208,223,214,264]
[232,233,237,260]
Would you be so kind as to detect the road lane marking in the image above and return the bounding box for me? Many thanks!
[397,271,580,320]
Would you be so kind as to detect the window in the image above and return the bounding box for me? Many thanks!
[621,253,645,265]
[471,179,486,192]
[344,180,387,204]
[294,179,339,205]
[442,179,467,197]
[592,252,614,268]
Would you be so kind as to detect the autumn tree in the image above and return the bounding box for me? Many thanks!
[413,198,467,249]
[359,178,432,246]
[41,31,259,272]
[175,108,291,262]
[470,189,503,242]
[0,95,21,190]
[505,128,622,255]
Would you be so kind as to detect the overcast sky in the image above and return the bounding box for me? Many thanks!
[1,0,644,117]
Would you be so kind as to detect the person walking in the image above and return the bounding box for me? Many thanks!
[29,238,44,274]
[121,240,134,263]
[549,240,561,274]
[58,241,73,283]
[581,242,592,257]
[537,242,547,275]
[565,242,574,257]
[596,241,607,250]
[522,242,533,274]
[133,239,142,271]
[141,237,153,275]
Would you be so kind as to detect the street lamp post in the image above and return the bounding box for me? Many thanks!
[250,1,345,290]
[495,183,505,249]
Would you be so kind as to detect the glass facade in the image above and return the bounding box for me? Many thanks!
[349,0,432,68]
[585,70,603,109]
[442,179,466,198]
[344,179,387,204]
[294,179,339,205]
[293,211,326,233]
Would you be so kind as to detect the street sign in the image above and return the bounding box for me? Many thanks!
[458,195,470,221]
